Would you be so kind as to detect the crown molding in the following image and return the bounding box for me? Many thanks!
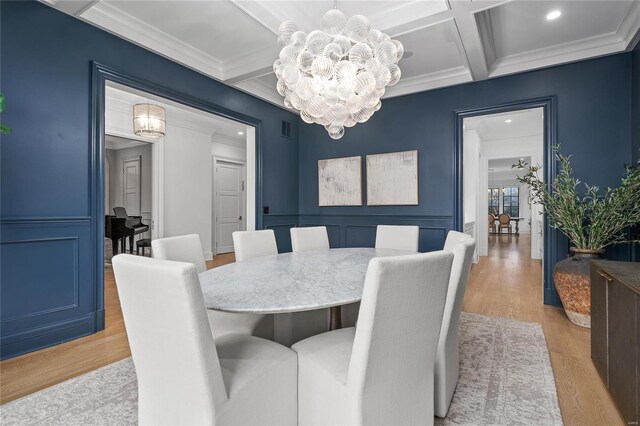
[80,2,224,80]
[618,0,640,50]
[212,133,247,149]
[233,77,286,109]
[489,32,627,78]
[383,66,472,99]
[223,47,278,83]
[487,1,640,78]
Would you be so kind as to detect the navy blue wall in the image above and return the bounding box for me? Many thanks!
[298,52,635,305]
[0,1,299,359]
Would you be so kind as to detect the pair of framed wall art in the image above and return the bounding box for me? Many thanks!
[318,150,418,206]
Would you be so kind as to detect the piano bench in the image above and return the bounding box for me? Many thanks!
[136,238,152,256]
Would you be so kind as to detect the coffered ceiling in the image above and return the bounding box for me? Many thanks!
[44,0,640,110]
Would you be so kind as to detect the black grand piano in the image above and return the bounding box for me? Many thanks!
[105,207,150,255]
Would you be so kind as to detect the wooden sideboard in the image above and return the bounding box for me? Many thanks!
[591,260,640,425]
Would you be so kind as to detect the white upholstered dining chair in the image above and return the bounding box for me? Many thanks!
[290,226,330,252]
[151,234,207,273]
[272,227,331,345]
[152,234,268,339]
[434,231,476,417]
[375,224,420,251]
[341,224,421,327]
[293,251,453,425]
[111,255,297,426]
[230,230,278,339]
[232,229,278,261]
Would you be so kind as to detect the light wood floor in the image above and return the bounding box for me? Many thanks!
[0,239,624,424]
[463,235,623,425]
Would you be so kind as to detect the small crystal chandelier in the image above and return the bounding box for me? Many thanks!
[133,103,166,138]
[274,5,403,140]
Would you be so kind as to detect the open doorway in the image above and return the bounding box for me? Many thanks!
[104,135,153,260]
[101,79,256,332]
[103,81,254,260]
[462,107,545,285]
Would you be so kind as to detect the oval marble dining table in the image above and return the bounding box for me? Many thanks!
[198,247,411,329]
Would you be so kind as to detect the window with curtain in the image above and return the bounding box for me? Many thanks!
[502,187,519,217]
[488,188,500,216]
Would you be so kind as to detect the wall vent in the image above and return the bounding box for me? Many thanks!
[281,120,291,138]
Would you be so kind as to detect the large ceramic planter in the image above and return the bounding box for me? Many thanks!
[553,247,605,328]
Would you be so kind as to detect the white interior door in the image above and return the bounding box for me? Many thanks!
[122,157,141,215]
[216,161,244,254]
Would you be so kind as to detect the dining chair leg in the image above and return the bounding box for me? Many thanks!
[329,306,342,330]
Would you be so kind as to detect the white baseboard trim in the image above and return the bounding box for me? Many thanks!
[204,251,214,261]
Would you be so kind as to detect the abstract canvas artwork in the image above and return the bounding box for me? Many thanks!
[366,150,418,205]
[318,156,362,206]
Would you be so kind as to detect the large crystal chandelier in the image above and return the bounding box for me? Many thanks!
[274,7,403,140]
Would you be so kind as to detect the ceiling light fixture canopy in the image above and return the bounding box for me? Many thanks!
[133,103,166,138]
[274,6,403,140]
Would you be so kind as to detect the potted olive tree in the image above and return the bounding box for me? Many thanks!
[514,148,640,328]
[1,93,11,135]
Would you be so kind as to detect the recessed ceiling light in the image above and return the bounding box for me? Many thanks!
[546,10,562,20]
[505,119,512,123]
[237,131,244,135]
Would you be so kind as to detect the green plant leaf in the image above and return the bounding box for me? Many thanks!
[0,124,11,135]
[0,93,5,113]
[515,145,640,250]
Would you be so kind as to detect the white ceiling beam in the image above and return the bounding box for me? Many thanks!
[386,12,454,38]
[222,46,278,83]
[448,0,492,81]
[41,0,99,16]
[225,66,274,85]
[366,1,450,33]
[228,0,280,34]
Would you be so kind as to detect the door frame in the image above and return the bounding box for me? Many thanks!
[212,155,247,255]
[454,96,559,306]
[91,61,265,331]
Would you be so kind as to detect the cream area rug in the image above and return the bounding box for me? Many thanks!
[1,313,562,425]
